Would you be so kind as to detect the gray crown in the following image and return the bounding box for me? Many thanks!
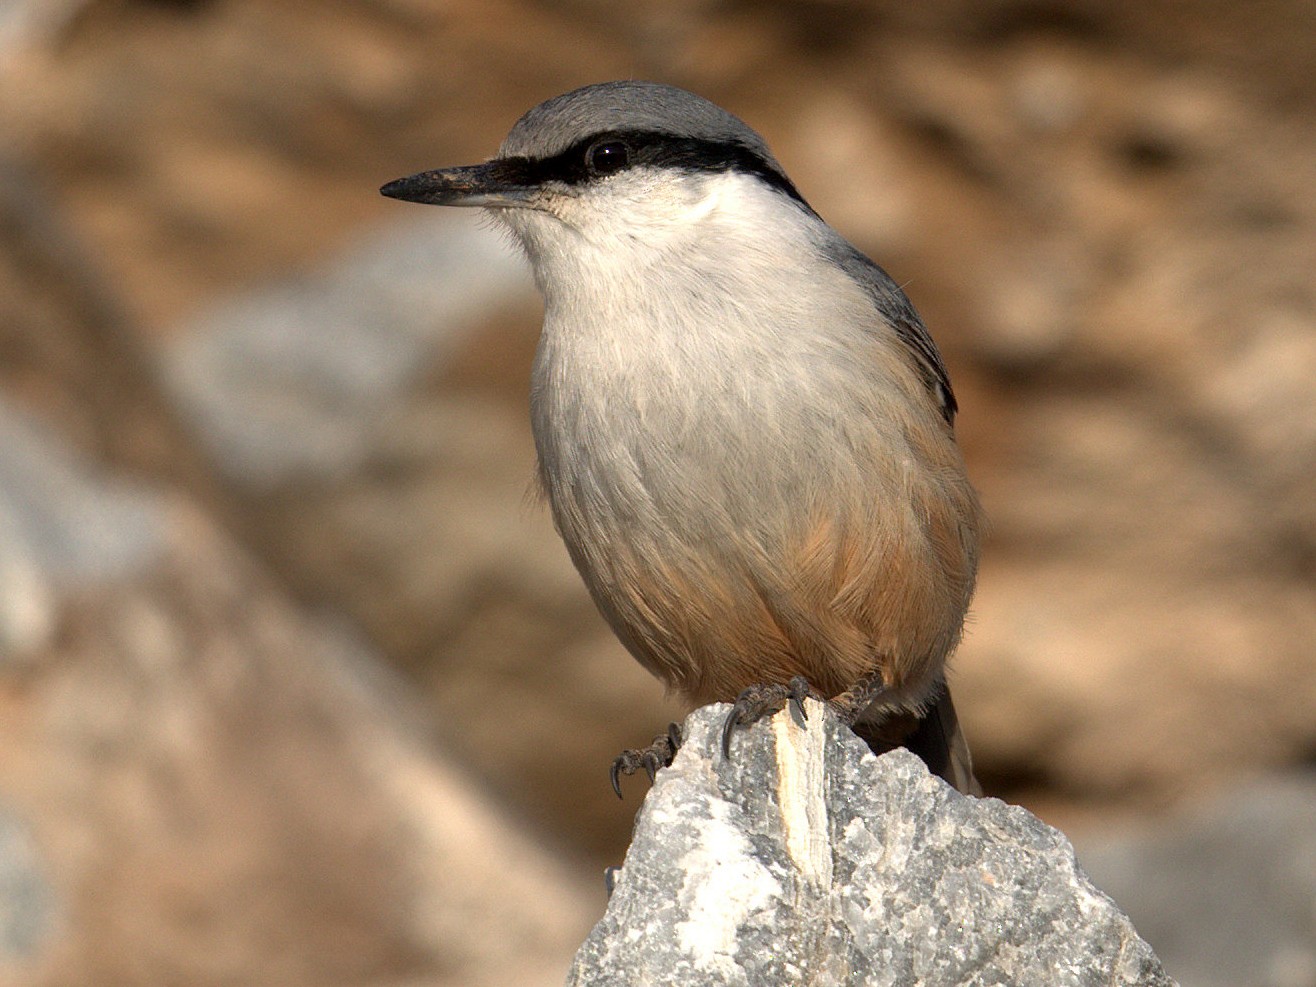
[498,81,779,166]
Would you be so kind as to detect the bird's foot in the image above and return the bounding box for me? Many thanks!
[721,675,821,757]
[610,721,683,798]
[825,670,891,727]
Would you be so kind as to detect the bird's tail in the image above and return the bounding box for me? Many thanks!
[850,681,981,796]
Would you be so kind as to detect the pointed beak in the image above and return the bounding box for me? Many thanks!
[379,160,537,208]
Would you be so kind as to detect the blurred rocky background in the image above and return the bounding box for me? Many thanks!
[0,0,1313,984]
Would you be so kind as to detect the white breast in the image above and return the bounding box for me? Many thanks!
[511,172,922,537]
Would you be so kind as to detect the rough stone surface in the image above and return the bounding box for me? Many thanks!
[570,703,1174,987]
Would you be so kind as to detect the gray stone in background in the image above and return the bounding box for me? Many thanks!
[0,0,89,55]
[1077,774,1316,987]
[160,212,533,490]
[0,803,56,964]
[570,703,1174,987]
[0,400,164,658]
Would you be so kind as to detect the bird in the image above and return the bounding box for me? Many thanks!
[381,81,984,796]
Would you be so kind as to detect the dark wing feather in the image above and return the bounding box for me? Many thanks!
[850,680,981,796]
[822,238,958,424]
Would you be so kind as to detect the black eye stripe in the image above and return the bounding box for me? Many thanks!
[500,129,811,207]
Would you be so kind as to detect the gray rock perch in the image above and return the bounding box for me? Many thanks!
[568,702,1175,987]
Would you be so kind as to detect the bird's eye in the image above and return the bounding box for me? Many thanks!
[587,140,630,176]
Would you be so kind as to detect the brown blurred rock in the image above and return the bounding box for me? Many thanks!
[0,412,595,986]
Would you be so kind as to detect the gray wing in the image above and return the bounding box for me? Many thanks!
[822,238,958,424]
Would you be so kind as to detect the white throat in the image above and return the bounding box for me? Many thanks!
[501,171,858,360]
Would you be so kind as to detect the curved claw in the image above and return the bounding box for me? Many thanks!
[667,720,683,752]
[722,686,758,758]
[609,758,626,799]
[721,707,740,759]
[788,675,812,721]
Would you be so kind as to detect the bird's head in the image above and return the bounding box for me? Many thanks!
[381,81,815,269]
